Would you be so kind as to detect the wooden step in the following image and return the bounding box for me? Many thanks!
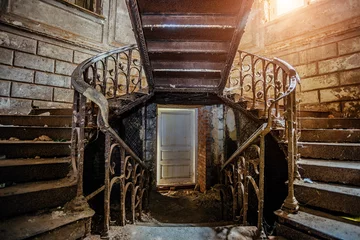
[154,78,220,88]
[0,158,71,183]
[300,118,360,129]
[148,52,228,63]
[147,41,229,53]
[0,115,72,127]
[142,15,236,27]
[153,69,221,79]
[298,159,360,186]
[275,210,360,240]
[0,176,77,218]
[298,142,360,160]
[144,25,234,41]
[0,207,94,240]
[138,0,242,14]
[0,140,71,158]
[29,108,72,116]
[299,129,360,143]
[0,126,71,140]
[294,179,360,215]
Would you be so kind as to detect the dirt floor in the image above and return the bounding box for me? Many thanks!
[87,187,238,239]
[145,187,224,223]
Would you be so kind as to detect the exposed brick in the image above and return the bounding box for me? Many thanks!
[0,80,11,97]
[73,51,93,64]
[55,60,77,76]
[279,52,299,66]
[338,36,360,55]
[0,64,34,83]
[320,85,360,102]
[339,69,360,85]
[295,63,317,78]
[342,101,360,118]
[14,52,54,72]
[0,31,37,54]
[11,82,52,101]
[53,87,74,103]
[35,72,71,88]
[301,73,339,91]
[37,42,73,62]
[0,48,14,65]
[298,90,319,104]
[299,43,337,64]
[0,97,32,115]
[318,52,360,74]
[300,102,341,112]
[32,100,72,109]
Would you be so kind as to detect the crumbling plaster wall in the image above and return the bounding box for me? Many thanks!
[0,0,135,114]
[240,0,360,117]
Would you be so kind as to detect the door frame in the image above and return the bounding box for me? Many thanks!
[156,106,198,186]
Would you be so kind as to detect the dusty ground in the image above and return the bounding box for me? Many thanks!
[146,188,223,223]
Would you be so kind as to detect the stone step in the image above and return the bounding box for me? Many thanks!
[0,176,77,218]
[275,209,360,240]
[298,159,360,186]
[0,140,71,158]
[294,179,360,216]
[104,224,257,240]
[299,129,360,143]
[300,117,360,129]
[298,142,360,160]
[0,115,72,127]
[0,158,71,183]
[30,108,73,116]
[0,207,94,240]
[0,126,71,141]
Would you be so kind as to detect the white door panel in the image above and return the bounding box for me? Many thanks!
[157,108,197,185]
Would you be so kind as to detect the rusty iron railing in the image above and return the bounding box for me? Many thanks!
[70,45,150,238]
[220,51,300,237]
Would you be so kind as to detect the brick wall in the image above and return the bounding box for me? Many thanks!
[0,0,135,115]
[239,0,360,117]
[198,105,224,192]
[0,29,97,114]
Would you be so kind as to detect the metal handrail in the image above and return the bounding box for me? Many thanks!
[71,45,147,169]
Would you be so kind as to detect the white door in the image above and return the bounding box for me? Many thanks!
[157,108,197,186]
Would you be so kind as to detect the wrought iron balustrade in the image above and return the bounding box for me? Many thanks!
[220,51,300,238]
[70,44,150,238]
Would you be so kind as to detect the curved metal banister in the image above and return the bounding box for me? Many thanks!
[70,45,150,238]
[71,45,147,168]
[221,51,300,237]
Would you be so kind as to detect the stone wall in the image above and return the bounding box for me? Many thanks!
[0,0,135,114]
[240,0,360,117]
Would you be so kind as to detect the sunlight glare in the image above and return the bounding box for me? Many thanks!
[276,0,304,16]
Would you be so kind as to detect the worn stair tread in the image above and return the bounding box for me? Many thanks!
[0,207,94,240]
[275,210,360,240]
[299,129,360,142]
[0,176,76,197]
[294,179,360,197]
[0,115,72,127]
[298,141,360,160]
[299,117,360,129]
[299,141,360,146]
[299,159,360,170]
[0,140,71,144]
[29,108,72,116]
[0,157,71,167]
[0,126,71,140]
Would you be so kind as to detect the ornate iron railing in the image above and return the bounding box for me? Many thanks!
[70,45,150,238]
[220,51,300,237]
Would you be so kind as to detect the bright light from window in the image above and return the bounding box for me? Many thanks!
[276,0,305,16]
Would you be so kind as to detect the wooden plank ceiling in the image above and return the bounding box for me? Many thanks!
[127,0,254,93]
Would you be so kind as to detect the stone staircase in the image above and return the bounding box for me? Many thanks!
[276,116,360,239]
[0,109,94,240]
